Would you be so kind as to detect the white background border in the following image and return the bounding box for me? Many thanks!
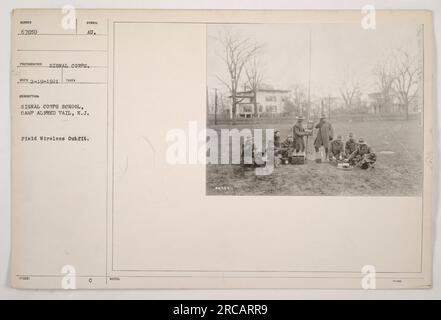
[1,0,439,299]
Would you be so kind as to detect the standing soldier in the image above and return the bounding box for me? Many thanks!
[345,132,358,158]
[292,115,308,155]
[313,114,334,162]
[347,138,377,169]
[329,135,345,161]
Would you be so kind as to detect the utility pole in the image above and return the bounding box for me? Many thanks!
[206,86,209,122]
[214,88,218,125]
[306,27,312,160]
[328,95,331,120]
[307,28,312,121]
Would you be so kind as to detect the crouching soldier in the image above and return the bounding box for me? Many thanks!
[347,138,377,169]
[241,136,267,167]
[272,130,284,166]
[345,132,358,158]
[329,135,345,161]
[273,130,282,154]
[280,135,293,159]
[274,130,281,147]
[240,136,255,167]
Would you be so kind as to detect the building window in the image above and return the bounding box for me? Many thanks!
[265,105,277,113]
[265,95,277,102]
[241,105,253,113]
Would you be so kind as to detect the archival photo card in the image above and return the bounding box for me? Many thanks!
[10,9,433,289]
[206,23,424,197]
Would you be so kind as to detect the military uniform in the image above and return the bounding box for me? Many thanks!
[240,139,255,166]
[329,140,345,159]
[345,139,358,157]
[314,120,334,150]
[348,142,376,169]
[279,136,293,158]
[274,134,282,150]
[293,123,306,152]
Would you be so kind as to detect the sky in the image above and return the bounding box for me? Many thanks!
[207,23,422,100]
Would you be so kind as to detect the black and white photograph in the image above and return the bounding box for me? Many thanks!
[2,3,437,297]
[206,23,424,196]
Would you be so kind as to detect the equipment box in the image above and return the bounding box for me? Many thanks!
[291,155,305,165]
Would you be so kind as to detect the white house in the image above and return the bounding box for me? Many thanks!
[229,88,290,118]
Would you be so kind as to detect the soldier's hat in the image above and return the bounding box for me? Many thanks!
[296,115,305,120]
[358,138,367,145]
[348,132,354,138]
[319,114,327,119]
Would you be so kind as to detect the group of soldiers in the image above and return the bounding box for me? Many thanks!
[274,114,377,169]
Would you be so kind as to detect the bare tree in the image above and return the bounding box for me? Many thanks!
[373,61,395,113]
[290,84,307,115]
[391,49,421,119]
[244,56,264,118]
[216,30,262,120]
[340,80,361,109]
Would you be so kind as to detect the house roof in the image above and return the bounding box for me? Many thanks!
[237,88,290,94]
[368,92,382,99]
[228,88,290,98]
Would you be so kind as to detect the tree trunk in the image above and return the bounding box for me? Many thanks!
[253,89,258,118]
[214,89,218,125]
[405,101,409,120]
[232,96,237,124]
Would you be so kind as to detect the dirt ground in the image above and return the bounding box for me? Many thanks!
[206,119,423,196]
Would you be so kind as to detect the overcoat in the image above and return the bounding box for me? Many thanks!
[293,123,306,150]
[314,121,334,149]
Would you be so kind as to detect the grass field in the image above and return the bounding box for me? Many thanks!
[206,119,423,196]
